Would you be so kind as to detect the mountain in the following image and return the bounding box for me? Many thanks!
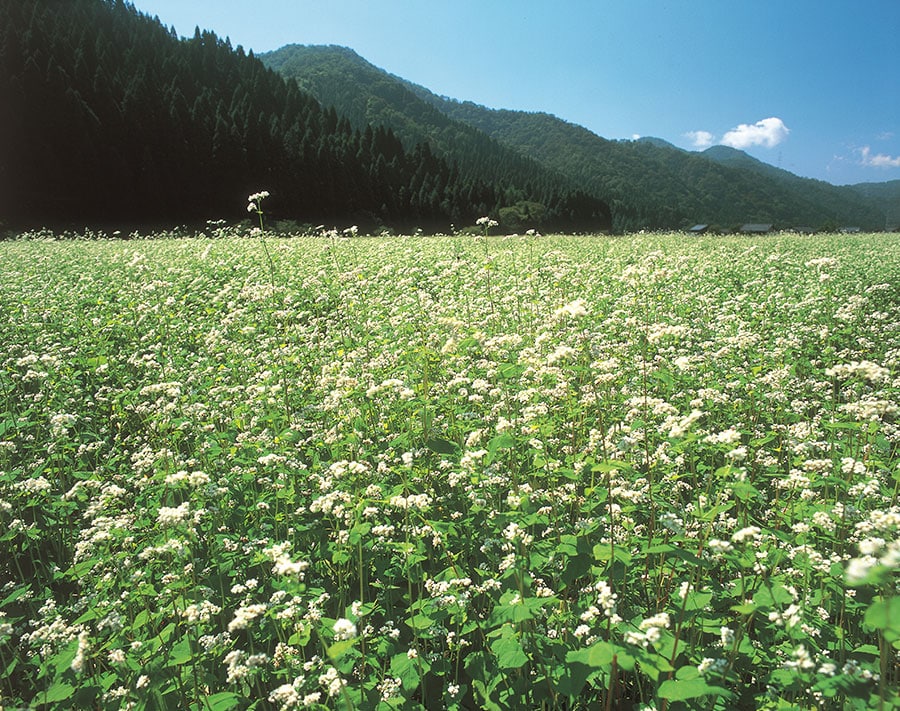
[261,44,889,232]
[847,180,900,230]
[698,145,890,230]
[259,45,610,231]
[407,88,886,232]
[0,3,609,233]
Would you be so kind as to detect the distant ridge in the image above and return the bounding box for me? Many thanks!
[261,44,892,232]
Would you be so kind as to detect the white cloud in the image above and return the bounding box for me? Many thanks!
[685,130,715,149]
[860,145,900,168]
[721,117,790,149]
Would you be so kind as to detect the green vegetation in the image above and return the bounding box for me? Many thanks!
[258,44,597,219]
[415,102,888,232]
[5,0,893,235]
[0,1,609,233]
[260,45,894,233]
[2,228,898,709]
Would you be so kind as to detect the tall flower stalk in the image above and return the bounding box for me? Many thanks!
[247,190,291,419]
[248,191,276,288]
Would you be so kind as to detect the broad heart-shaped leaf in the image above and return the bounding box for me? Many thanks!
[205,692,244,710]
[167,637,193,666]
[491,632,528,669]
[498,362,525,379]
[555,661,594,698]
[864,596,900,641]
[391,651,430,690]
[488,590,547,625]
[486,433,516,456]
[42,681,75,704]
[425,436,459,455]
[658,677,732,702]
[561,643,639,697]
[326,638,357,660]
[566,641,616,669]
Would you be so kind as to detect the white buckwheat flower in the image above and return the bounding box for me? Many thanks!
[332,618,357,642]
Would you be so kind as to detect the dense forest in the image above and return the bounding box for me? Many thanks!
[260,46,584,206]
[404,83,892,232]
[261,45,893,232]
[0,0,611,232]
[416,105,888,231]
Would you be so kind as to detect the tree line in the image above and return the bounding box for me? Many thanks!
[0,0,611,233]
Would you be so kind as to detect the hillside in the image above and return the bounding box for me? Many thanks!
[260,44,888,231]
[847,180,900,230]
[0,2,609,232]
[699,145,892,229]
[411,92,886,232]
[259,44,611,230]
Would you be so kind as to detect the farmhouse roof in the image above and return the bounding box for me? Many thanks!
[689,224,708,233]
[740,223,773,233]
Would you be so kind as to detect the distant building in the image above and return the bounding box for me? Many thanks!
[689,224,709,234]
[839,226,861,233]
[740,223,773,234]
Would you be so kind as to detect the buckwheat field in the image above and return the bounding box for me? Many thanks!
[2,229,898,710]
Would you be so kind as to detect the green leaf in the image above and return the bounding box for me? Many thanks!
[327,638,356,660]
[864,596,900,640]
[682,589,714,612]
[487,433,516,453]
[425,437,459,455]
[347,522,371,545]
[205,692,243,710]
[408,612,434,630]
[754,583,794,608]
[51,639,78,674]
[133,609,150,629]
[658,677,729,701]
[498,363,524,379]
[823,421,861,431]
[0,584,31,607]
[43,681,75,703]
[566,641,615,669]
[555,661,594,697]
[645,543,703,566]
[168,638,193,666]
[390,652,421,690]
[491,633,528,669]
[728,480,759,502]
[74,685,101,706]
[288,624,312,646]
[593,543,632,566]
[68,558,99,578]
[73,607,101,625]
[730,602,757,615]
[852,644,881,656]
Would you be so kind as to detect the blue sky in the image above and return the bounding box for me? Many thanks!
[131,0,899,186]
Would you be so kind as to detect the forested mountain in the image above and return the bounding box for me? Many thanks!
[260,44,890,232]
[406,90,888,232]
[0,0,610,232]
[260,46,559,190]
[2,0,891,234]
[846,180,900,231]
[260,44,610,231]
